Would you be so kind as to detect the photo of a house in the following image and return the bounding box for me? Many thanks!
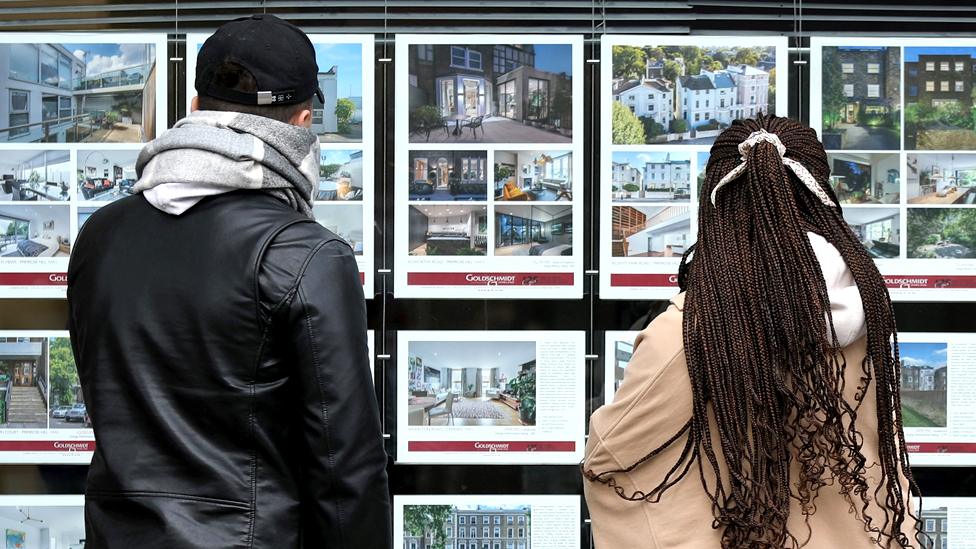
[494,150,572,201]
[494,205,572,256]
[76,149,138,202]
[48,337,86,429]
[844,208,900,259]
[406,340,536,427]
[313,204,364,255]
[612,45,775,144]
[408,205,487,256]
[403,504,531,549]
[0,337,49,429]
[611,206,691,257]
[917,506,948,549]
[697,151,710,190]
[905,47,976,150]
[907,153,976,205]
[0,504,84,547]
[899,342,948,428]
[827,153,900,204]
[0,150,72,201]
[611,151,691,202]
[409,151,488,201]
[318,149,363,201]
[408,43,573,144]
[820,47,901,150]
[908,208,976,259]
[0,42,157,143]
[0,204,70,258]
[312,43,363,143]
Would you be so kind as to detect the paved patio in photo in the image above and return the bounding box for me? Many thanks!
[836,123,899,150]
[413,117,571,144]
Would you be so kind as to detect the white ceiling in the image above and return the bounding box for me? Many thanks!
[0,505,84,534]
[844,208,899,225]
[410,205,487,217]
[911,154,976,171]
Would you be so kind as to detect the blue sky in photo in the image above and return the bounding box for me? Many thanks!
[899,342,948,367]
[63,43,154,76]
[320,149,359,164]
[314,43,363,99]
[533,44,573,76]
[613,151,691,166]
[905,47,976,62]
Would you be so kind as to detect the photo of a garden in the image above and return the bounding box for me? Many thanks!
[907,208,976,259]
[899,342,948,428]
[612,45,775,145]
[820,46,900,150]
[904,47,976,150]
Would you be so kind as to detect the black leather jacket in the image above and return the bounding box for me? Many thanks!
[67,191,391,549]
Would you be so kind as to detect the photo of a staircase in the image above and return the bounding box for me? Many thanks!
[0,338,50,430]
[6,386,47,429]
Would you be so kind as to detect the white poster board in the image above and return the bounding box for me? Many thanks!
[0,33,168,298]
[185,33,376,297]
[397,330,584,464]
[599,35,789,300]
[394,35,584,299]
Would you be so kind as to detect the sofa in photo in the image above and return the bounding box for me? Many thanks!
[409,151,488,201]
[494,150,572,202]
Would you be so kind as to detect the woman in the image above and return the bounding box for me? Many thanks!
[583,115,922,548]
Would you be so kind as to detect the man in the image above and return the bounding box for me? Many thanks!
[68,15,391,548]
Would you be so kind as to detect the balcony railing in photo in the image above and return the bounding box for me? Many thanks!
[72,62,152,92]
[0,112,117,143]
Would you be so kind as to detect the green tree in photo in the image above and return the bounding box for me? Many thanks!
[733,48,760,67]
[678,46,704,75]
[335,98,356,134]
[612,102,647,144]
[663,60,683,83]
[767,67,777,114]
[403,505,453,549]
[821,48,846,130]
[612,46,646,80]
[49,337,79,407]
[319,163,342,180]
[640,116,666,139]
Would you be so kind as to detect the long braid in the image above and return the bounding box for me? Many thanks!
[585,115,923,548]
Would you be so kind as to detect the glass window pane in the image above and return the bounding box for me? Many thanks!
[10,90,29,112]
[42,95,58,121]
[10,44,39,82]
[40,46,59,87]
[59,54,72,89]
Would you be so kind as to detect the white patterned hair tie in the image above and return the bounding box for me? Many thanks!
[710,129,835,208]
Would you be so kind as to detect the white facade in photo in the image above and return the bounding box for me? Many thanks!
[612,79,673,128]
[626,208,691,257]
[726,63,771,119]
[676,71,737,129]
[643,154,690,192]
[611,160,641,187]
[313,66,339,134]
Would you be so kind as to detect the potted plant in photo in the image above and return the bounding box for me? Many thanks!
[512,370,536,426]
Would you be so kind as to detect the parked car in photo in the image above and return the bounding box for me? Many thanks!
[65,403,87,423]
[51,406,70,418]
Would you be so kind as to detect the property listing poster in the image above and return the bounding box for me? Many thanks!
[812,37,976,301]
[600,35,789,300]
[185,34,375,297]
[394,495,580,549]
[916,497,971,549]
[0,33,168,298]
[0,332,93,464]
[396,330,584,464]
[0,495,85,547]
[394,35,584,299]
[603,330,640,405]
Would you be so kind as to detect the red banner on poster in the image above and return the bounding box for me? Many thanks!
[407,441,576,452]
[0,441,94,452]
[0,273,68,286]
[906,442,976,454]
[883,276,976,289]
[609,273,679,287]
[407,272,574,287]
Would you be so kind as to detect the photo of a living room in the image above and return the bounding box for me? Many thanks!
[408,150,488,201]
[313,204,364,255]
[408,205,488,256]
[407,340,536,427]
[0,150,72,201]
[907,153,976,205]
[0,502,84,548]
[611,205,691,257]
[495,205,572,256]
[494,150,573,201]
[0,204,70,258]
[843,207,900,259]
[76,149,138,202]
[318,149,363,201]
[826,153,900,204]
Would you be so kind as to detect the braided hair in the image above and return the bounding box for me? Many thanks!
[587,115,922,548]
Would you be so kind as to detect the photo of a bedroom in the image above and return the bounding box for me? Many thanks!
[408,150,488,201]
[494,150,573,201]
[313,204,364,255]
[494,205,572,256]
[407,340,537,427]
[0,204,70,258]
[0,150,72,201]
[408,205,488,256]
[76,149,138,202]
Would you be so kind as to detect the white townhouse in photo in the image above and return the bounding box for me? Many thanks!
[312,66,339,134]
[676,71,737,129]
[725,63,771,119]
[611,78,674,128]
[612,160,642,188]
[643,154,690,194]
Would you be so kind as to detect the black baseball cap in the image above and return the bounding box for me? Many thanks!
[195,14,324,106]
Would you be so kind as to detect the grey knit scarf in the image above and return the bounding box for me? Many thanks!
[133,110,319,217]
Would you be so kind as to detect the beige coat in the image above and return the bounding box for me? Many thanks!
[583,293,917,549]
